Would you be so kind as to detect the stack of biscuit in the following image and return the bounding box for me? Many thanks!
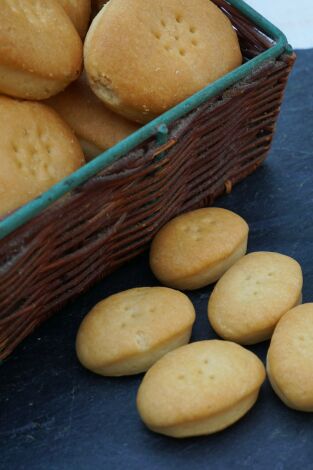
[0,0,242,217]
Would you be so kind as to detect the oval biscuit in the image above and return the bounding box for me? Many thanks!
[137,340,265,437]
[267,303,313,411]
[76,287,196,376]
[208,252,303,344]
[150,207,249,290]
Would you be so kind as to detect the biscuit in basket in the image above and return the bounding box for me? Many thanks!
[0,96,85,217]
[47,73,140,160]
[84,0,242,123]
[57,0,91,37]
[0,0,83,100]
[76,287,195,376]
[267,303,313,411]
[150,208,249,290]
[208,252,303,344]
[137,340,265,437]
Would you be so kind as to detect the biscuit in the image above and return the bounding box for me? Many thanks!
[84,0,242,123]
[137,340,265,437]
[0,96,85,217]
[208,252,303,345]
[0,0,83,100]
[267,304,313,412]
[57,0,91,37]
[47,73,139,160]
[76,287,195,376]
[150,208,249,290]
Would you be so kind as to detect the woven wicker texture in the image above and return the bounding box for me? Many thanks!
[0,0,295,358]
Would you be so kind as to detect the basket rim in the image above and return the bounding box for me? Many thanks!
[0,0,290,241]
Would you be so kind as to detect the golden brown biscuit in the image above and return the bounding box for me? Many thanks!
[137,340,265,437]
[76,287,196,376]
[84,0,242,123]
[47,73,140,160]
[0,0,83,100]
[0,96,85,217]
[150,208,249,290]
[57,0,91,37]
[208,252,303,345]
[267,303,313,412]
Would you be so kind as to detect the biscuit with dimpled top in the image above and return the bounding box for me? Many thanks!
[150,207,249,290]
[208,252,303,345]
[76,287,196,376]
[137,340,265,438]
[0,95,85,217]
[84,0,242,123]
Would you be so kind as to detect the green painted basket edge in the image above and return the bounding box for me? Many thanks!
[0,0,291,240]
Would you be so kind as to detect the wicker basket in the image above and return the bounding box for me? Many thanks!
[0,0,295,359]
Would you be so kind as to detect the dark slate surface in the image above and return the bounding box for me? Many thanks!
[1,50,313,470]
